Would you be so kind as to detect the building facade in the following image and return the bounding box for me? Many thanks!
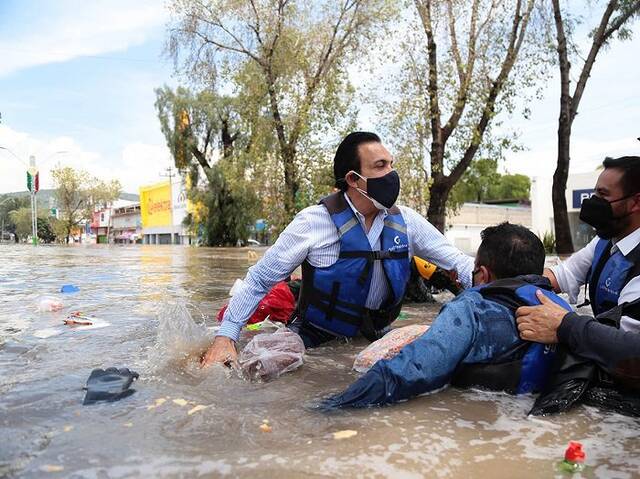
[531,171,598,250]
[111,203,142,244]
[445,202,532,255]
[139,178,192,245]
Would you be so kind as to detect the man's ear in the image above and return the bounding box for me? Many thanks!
[630,193,640,213]
[477,265,492,285]
[345,171,360,189]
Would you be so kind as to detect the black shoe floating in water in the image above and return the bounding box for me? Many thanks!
[83,367,139,405]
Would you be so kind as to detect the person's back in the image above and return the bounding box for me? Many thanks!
[321,222,571,408]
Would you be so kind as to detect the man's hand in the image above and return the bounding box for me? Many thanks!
[542,267,561,292]
[201,336,237,367]
[515,289,570,344]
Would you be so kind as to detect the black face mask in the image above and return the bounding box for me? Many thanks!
[352,170,401,210]
[579,194,633,239]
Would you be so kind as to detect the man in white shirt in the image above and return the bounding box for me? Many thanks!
[516,156,640,389]
[202,131,474,366]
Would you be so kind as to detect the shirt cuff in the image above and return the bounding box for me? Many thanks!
[216,320,242,342]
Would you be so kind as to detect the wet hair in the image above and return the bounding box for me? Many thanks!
[476,222,545,279]
[602,156,640,196]
[333,131,381,191]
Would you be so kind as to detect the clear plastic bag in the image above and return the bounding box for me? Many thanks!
[238,329,305,381]
[353,324,429,373]
[37,296,65,312]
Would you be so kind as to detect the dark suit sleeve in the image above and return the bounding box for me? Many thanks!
[557,312,640,380]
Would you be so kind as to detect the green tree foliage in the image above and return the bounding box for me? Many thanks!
[194,166,258,246]
[0,195,30,240]
[51,166,121,243]
[166,0,389,225]
[7,207,56,242]
[380,0,549,231]
[37,217,57,243]
[155,86,260,245]
[451,158,530,205]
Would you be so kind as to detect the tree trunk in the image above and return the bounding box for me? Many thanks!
[551,0,574,255]
[426,182,449,233]
[220,118,234,159]
[282,144,298,216]
[553,111,573,254]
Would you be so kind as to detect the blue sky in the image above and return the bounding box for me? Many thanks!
[1,1,639,195]
[0,0,176,194]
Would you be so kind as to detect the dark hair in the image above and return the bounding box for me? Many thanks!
[602,156,640,196]
[476,222,545,279]
[333,131,381,191]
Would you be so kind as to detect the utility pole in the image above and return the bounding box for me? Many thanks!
[160,166,176,245]
[28,155,39,245]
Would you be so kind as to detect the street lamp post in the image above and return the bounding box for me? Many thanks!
[0,146,68,245]
[160,166,176,245]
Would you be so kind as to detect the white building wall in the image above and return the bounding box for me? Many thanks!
[531,176,554,237]
[445,203,532,255]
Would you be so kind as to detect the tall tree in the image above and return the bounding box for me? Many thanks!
[155,86,243,183]
[167,0,388,219]
[0,195,30,240]
[551,0,640,254]
[382,0,546,231]
[51,166,121,243]
[155,86,259,245]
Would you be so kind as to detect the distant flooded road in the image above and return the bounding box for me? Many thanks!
[1,244,638,478]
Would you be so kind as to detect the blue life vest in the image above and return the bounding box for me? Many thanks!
[452,276,572,394]
[297,193,411,339]
[587,238,640,317]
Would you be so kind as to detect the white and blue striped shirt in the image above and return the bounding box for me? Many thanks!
[217,193,474,341]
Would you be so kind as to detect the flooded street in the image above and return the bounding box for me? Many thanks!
[1,244,639,478]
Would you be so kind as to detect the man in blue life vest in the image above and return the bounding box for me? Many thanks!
[516,156,640,409]
[320,222,572,409]
[202,132,474,366]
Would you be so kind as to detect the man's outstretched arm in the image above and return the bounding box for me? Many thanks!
[321,298,477,408]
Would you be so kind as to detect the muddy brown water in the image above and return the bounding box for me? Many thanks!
[0,245,638,478]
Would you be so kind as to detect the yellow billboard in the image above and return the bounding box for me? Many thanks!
[140,181,172,228]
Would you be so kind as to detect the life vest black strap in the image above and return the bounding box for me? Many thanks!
[339,250,408,285]
[596,297,640,328]
[339,250,408,260]
[306,282,368,314]
[623,242,640,287]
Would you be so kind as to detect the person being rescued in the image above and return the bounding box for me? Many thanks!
[321,222,572,409]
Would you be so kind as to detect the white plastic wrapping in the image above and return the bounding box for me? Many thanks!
[353,324,429,373]
[239,329,305,381]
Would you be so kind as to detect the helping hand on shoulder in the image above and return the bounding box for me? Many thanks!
[201,336,237,367]
[516,289,570,344]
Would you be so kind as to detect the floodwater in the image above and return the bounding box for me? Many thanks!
[0,245,638,479]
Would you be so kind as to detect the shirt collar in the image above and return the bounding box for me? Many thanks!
[612,226,640,256]
[343,191,387,225]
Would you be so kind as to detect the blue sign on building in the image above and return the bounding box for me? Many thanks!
[572,189,594,209]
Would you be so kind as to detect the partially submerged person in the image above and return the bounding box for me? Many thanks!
[321,222,571,409]
[516,156,640,413]
[202,131,474,366]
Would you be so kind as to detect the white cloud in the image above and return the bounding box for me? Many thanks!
[504,136,640,179]
[0,125,170,195]
[0,1,169,78]
[118,142,174,193]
